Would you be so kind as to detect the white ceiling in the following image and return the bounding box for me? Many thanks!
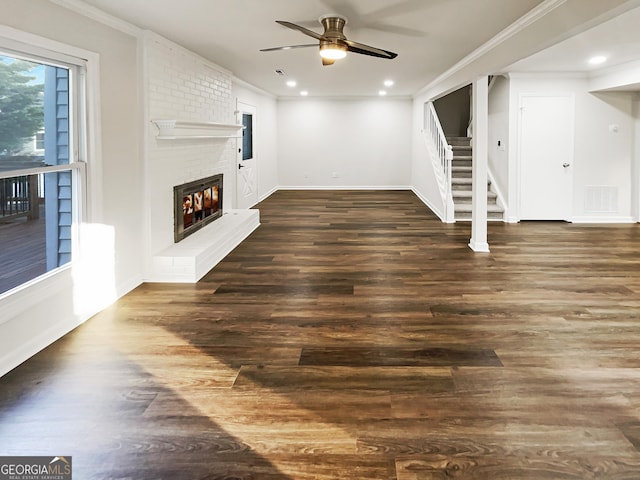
[71,0,640,97]
[506,4,640,91]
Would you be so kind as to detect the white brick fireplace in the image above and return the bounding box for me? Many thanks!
[142,31,259,282]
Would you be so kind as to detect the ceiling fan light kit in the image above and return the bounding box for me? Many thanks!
[319,41,347,60]
[260,14,397,66]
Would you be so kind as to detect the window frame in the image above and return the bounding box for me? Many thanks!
[0,26,101,308]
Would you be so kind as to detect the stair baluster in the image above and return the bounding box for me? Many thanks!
[424,102,455,222]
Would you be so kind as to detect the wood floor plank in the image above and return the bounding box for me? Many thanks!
[234,365,456,392]
[299,346,503,367]
[396,454,640,480]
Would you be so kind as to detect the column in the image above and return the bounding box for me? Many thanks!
[469,76,490,253]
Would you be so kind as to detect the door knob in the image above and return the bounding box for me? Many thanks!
[238,164,245,169]
[563,163,570,168]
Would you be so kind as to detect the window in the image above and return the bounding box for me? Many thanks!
[242,112,253,160]
[0,46,86,296]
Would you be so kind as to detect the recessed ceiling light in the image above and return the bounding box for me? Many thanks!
[378,90,387,96]
[300,90,308,96]
[286,80,297,87]
[588,55,607,65]
[383,79,394,87]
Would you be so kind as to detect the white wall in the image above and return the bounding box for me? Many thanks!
[277,98,412,189]
[232,80,279,201]
[633,93,640,221]
[509,74,635,222]
[0,0,141,376]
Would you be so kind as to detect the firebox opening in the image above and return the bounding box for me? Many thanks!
[174,174,223,242]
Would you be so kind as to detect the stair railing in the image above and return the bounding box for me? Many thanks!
[424,102,455,222]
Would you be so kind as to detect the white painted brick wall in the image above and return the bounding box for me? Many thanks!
[144,32,237,255]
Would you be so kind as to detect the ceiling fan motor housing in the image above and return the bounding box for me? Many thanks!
[319,15,348,58]
[319,15,347,40]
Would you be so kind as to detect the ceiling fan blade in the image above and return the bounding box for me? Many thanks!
[322,57,336,66]
[260,44,318,52]
[344,39,397,59]
[275,20,325,41]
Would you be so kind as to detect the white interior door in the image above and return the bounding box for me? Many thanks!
[236,102,258,209]
[518,95,574,220]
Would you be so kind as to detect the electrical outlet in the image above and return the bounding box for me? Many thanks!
[331,172,339,178]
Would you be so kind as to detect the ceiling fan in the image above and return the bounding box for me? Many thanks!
[260,15,398,66]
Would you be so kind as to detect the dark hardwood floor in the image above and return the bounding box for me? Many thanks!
[1,190,640,479]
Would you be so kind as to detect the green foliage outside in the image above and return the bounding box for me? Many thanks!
[0,57,44,156]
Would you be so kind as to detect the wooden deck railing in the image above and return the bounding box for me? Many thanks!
[0,175,40,222]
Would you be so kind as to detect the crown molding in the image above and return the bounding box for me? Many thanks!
[48,0,142,37]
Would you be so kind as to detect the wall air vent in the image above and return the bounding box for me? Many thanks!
[584,186,618,213]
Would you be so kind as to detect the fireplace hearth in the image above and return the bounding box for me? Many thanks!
[174,174,223,242]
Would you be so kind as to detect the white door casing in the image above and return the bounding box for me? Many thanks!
[518,94,574,221]
[236,101,258,209]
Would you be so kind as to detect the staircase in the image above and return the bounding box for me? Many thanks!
[448,136,504,221]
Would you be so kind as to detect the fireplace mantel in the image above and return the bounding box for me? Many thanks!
[152,119,244,139]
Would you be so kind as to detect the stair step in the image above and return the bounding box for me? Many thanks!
[446,136,471,147]
[455,201,503,211]
[454,205,504,222]
[452,177,472,184]
[453,190,497,200]
[451,145,472,151]
[451,177,492,185]
[451,177,491,185]
[455,211,505,221]
[452,166,472,178]
[452,159,472,167]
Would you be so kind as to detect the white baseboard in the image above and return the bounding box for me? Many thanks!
[411,187,448,222]
[259,186,279,202]
[115,274,143,299]
[0,313,86,378]
[468,239,490,253]
[277,185,412,191]
[570,215,635,224]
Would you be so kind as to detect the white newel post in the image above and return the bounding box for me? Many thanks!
[469,76,490,253]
